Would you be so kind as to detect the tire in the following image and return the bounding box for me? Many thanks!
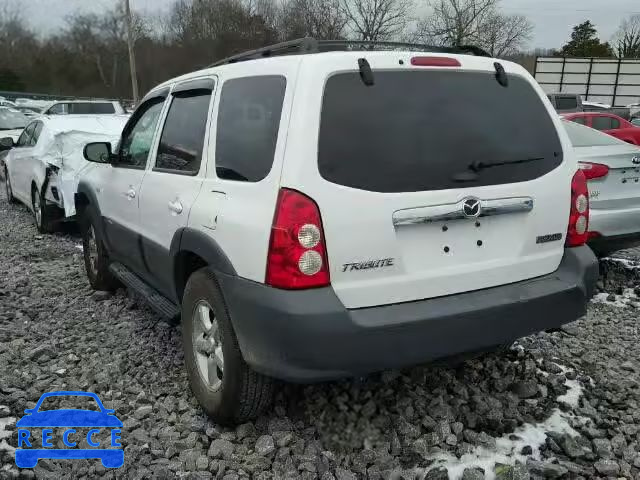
[4,166,16,204]
[80,208,120,291]
[31,185,53,233]
[182,268,275,425]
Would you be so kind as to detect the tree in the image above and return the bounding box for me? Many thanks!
[560,21,612,57]
[416,0,496,47]
[479,12,532,56]
[279,0,347,40]
[341,0,412,42]
[414,0,532,56]
[613,15,640,58]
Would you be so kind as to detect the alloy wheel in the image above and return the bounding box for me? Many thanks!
[192,300,224,390]
[33,191,42,227]
[4,170,11,199]
[86,226,99,276]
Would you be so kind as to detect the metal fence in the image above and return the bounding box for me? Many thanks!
[534,57,640,107]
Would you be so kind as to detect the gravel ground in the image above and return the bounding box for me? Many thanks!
[1,186,640,480]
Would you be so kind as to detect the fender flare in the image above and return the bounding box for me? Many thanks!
[75,182,105,236]
[170,228,237,301]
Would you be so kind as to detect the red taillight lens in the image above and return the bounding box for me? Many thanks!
[410,56,461,67]
[266,189,330,289]
[579,161,609,180]
[566,170,590,247]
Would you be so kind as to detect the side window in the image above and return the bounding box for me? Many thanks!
[571,117,586,126]
[30,122,43,146]
[47,104,65,115]
[215,76,286,182]
[609,117,621,129]
[69,103,115,114]
[592,116,613,131]
[16,123,35,147]
[118,99,165,168]
[556,97,577,110]
[155,90,212,174]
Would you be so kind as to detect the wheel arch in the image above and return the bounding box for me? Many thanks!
[75,182,104,231]
[171,228,237,304]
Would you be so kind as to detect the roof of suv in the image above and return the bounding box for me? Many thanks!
[149,37,508,95]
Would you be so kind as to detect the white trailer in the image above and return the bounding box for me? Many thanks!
[534,57,640,107]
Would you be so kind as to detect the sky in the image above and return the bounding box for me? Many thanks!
[18,0,640,50]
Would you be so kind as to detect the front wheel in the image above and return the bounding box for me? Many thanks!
[80,208,120,291]
[182,268,275,425]
[4,167,16,204]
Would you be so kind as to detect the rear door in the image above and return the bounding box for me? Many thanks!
[283,54,574,309]
[137,78,215,300]
[8,122,38,202]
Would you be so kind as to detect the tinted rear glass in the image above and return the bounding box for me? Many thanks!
[215,76,286,182]
[69,103,115,114]
[555,96,578,110]
[319,71,562,193]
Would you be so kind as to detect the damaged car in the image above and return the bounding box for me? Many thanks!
[2,115,128,232]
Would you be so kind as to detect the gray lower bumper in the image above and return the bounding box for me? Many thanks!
[218,246,598,382]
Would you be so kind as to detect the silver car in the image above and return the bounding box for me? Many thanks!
[564,120,640,255]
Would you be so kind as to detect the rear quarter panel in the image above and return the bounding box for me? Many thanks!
[187,57,302,282]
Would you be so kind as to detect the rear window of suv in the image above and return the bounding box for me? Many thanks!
[318,71,562,193]
[68,102,115,114]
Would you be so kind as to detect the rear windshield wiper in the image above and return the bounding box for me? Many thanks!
[469,157,544,172]
[452,156,544,182]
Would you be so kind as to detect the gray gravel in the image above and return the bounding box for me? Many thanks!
[1,186,640,480]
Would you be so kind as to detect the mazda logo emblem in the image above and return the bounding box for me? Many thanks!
[462,198,481,218]
[633,156,640,165]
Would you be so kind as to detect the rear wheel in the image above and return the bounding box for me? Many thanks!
[4,167,15,203]
[182,268,275,425]
[81,208,120,291]
[32,185,53,233]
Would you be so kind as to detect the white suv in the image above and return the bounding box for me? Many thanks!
[77,39,599,424]
[41,100,126,116]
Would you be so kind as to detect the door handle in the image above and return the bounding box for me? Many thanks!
[126,188,136,199]
[168,200,183,214]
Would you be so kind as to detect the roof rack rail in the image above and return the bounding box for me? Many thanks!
[209,37,491,67]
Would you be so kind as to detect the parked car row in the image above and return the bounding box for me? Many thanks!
[2,39,636,425]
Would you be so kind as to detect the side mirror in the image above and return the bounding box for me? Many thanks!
[0,137,14,151]
[83,142,113,164]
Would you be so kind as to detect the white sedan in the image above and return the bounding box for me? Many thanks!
[2,115,128,233]
[564,119,640,255]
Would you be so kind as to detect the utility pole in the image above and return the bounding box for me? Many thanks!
[124,0,139,104]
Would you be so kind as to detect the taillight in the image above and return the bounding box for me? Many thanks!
[410,56,461,67]
[266,189,330,289]
[579,162,609,180]
[566,170,589,247]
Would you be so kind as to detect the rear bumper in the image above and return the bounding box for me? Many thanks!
[219,246,598,382]
[589,232,640,256]
[590,206,640,240]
